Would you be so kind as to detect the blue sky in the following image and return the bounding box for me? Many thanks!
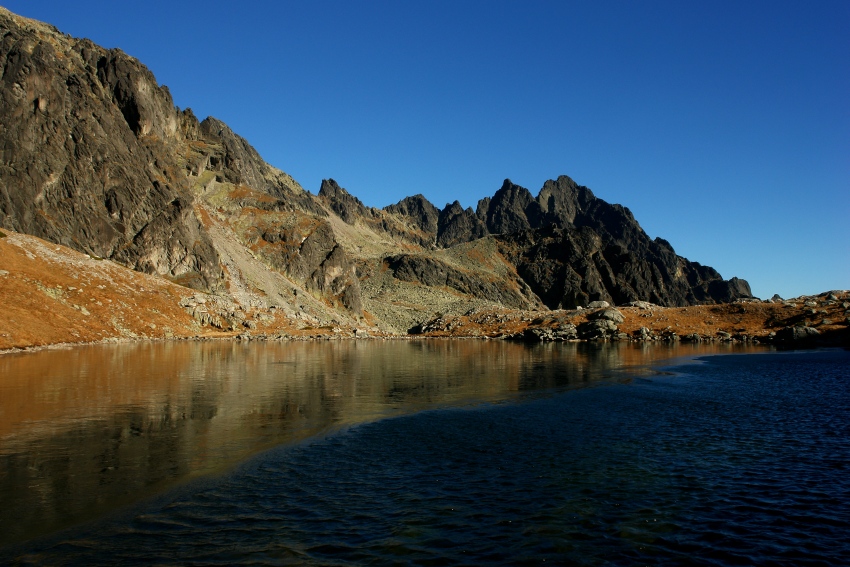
[5,1,848,299]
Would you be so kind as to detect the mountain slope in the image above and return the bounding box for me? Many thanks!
[1,6,752,338]
[0,8,222,290]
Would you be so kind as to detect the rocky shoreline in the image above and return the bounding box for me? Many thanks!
[410,294,850,347]
[2,230,847,355]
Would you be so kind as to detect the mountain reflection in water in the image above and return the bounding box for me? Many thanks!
[1,340,760,551]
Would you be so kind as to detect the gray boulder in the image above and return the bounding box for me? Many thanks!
[776,326,821,342]
[578,319,618,339]
[590,308,625,323]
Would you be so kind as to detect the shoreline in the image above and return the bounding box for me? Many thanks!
[2,231,847,355]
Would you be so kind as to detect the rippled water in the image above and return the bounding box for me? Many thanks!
[1,342,848,565]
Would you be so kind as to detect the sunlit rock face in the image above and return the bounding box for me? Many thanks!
[0,8,223,290]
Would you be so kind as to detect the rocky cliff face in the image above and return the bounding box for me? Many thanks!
[436,201,488,248]
[376,175,751,309]
[0,7,753,335]
[0,8,222,290]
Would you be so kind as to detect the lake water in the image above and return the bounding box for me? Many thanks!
[0,340,847,565]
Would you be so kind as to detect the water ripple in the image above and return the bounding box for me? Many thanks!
[5,350,849,566]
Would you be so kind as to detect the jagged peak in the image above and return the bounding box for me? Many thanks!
[442,200,465,215]
[318,179,371,224]
[199,116,239,141]
[386,193,439,214]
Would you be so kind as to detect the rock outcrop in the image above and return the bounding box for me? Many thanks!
[436,201,488,248]
[384,194,439,247]
[386,253,532,308]
[318,178,373,225]
[0,8,223,290]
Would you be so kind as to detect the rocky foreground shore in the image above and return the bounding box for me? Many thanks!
[1,230,846,353]
[411,294,849,347]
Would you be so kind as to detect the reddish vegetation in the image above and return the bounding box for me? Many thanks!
[0,231,346,352]
[414,298,850,345]
[1,229,847,353]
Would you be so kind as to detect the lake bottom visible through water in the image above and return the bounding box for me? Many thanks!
[1,342,848,565]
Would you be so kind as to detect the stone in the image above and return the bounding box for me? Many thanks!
[587,301,611,309]
[590,308,624,323]
[775,325,821,342]
[578,319,618,339]
[386,254,532,308]
[482,179,543,235]
[624,301,654,309]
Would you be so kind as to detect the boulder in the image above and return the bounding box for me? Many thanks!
[624,301,655,309]
[590,308,624,323]
[578,319,618,339]
[776,326,821,342]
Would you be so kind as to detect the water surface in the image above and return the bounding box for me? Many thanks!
[2,341,847,565]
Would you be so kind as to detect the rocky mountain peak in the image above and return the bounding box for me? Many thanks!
[484,179,543,234]
[94,47,182,140]
[537,175,589,225]
[384,194,440,235]
[436,201,488,248]
[318,179,372,224]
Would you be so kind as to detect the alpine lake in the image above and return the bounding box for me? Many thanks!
[1,339,847,566]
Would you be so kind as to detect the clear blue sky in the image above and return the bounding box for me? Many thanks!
[5,1,848,299]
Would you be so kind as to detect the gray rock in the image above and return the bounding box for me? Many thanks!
[553,325,579,340]
[318,179,372,225]
[776,326,821,342]
[590,308,624,323]
[383,194,440,247]
[586,301,611,309]
[578,319,618,339]
[386,254,531,308]
[482,179,543,235]
[0,12,223,291]
[624,301,654,309]
[436,201,488,248]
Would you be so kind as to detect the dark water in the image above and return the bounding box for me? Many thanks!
[1,343,848,565]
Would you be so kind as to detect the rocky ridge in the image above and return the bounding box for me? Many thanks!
[3,228,846,353]
[0,7,812,349]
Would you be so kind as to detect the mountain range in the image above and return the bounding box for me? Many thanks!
[0,7,752,335]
